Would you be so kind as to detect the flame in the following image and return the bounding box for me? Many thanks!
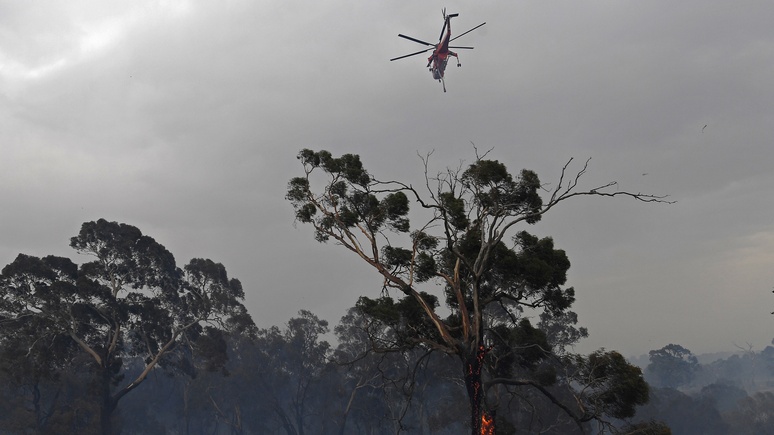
[481,412,494,435]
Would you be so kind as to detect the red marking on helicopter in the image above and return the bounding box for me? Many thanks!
[390,9,486,92]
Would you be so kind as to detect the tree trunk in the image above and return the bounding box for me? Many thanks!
[338,384,358,435]
[32,382,60,433]
[274,402,299,435]
[99,366,116,435]
[183,381,192,435]
[463,345,486,435]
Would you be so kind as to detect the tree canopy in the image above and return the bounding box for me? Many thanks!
[0,219,255,434]
[646,344,700,389]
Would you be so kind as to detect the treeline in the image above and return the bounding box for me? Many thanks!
[2,306,658,435]
[628,343,774,434]
[1,218,771,435]
[5,313,774,434]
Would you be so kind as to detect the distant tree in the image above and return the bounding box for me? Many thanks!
[724,391,774,435]
[0,219,255,435]
[236,310,333,435]
[762,343,774,376]
[287,149,667,434]
[645,344,699,388]
[333,305,424,433]
[633,387,728,435]
[333,305,469,433]
[0,323,75,433]
[564,350,650,421]
[537,309,588,355]
[699,382,748,413]
[0,349,101,434]
[173,334,259,435]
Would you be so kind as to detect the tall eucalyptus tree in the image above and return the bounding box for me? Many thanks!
[287,149,665,434]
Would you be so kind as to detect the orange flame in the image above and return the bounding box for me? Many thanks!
[481,412,494,435]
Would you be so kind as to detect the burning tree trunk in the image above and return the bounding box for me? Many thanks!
[480,411,495,435]
[463,345,487,434]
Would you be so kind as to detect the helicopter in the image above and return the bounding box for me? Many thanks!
[390,9,486,92]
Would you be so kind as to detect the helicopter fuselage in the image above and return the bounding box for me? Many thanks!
[428,15,454,80]
[431,57,448,80]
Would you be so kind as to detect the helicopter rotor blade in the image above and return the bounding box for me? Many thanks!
[398,34,434,46]
[448,46,474,50]
[449,22,486,43]
[390,48,433,62]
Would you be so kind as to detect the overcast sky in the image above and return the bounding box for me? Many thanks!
[2,0,773,358]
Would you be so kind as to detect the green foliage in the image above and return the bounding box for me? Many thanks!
[297,148,371,186]
[183,258,252,336]
[439,228,573,315]
[296,203,318,223]
[439,191,469,230]
[513,232,570,291]
[356,293,442,348]
[414,252,437,282]
[381,246,413,269]
[0,219,255,434]
[567,350,649,420]
[411,230,439,251]
[192,327,229,374]
[488,319,551,378]
[72,219,180,292]
[287,150,411,244]
[537,310,589,354]
[382,192,410,232]
[409,231,439,282]
[461,161,542,222]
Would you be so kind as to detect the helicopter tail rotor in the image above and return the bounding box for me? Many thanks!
[441,8,459,19]
[438,9,459,41]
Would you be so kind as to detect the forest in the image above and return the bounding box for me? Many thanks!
[2,305,774,434]
[1,150,772,435]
